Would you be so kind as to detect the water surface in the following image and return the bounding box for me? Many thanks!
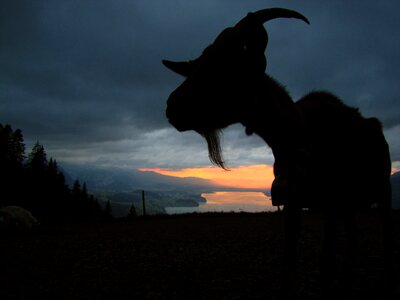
[165,191,277,214]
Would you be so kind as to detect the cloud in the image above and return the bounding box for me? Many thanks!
[140,164,274,190]
[1,0,399,170]
[43,125,273,170]
[385,125,400,162]
[45,128,210,169]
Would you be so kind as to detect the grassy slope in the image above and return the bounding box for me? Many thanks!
[1,211,399,299]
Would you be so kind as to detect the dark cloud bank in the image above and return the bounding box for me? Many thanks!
[1,0,399,170]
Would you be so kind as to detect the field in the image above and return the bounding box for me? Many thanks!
[1,211,399,299]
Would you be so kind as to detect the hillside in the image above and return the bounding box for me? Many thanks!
[62,164,215,193]
[1,212,399,299]
[99,190,207,217]
[61,164,271,217]
[60,165,400,216]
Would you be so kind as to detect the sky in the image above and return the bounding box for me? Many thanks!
[1,0,400,189]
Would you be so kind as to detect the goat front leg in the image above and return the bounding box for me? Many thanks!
[280,203,302,299]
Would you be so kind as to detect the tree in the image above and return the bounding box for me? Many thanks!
[89,194,102,221]
[10,128,25,166]
[72,179,81,197]
[105,200,113,219]
[81,182,88,200]
[0,123,112,223]
[27,141,48,175]
[0,124,26,207]
[23,141,49,216]
[127,202,137,220]
[47,158,58,178]
[43,158,71,222]
[0,124,25,168]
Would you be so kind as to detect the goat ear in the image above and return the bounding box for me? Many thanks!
[236,14,268,73]
[235,13,269,54]
[242,26,268,73]
[162,59,196,77]
[243,19,268,52]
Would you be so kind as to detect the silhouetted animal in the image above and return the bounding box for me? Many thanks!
[163,8,392,297]
[0,206,40,230]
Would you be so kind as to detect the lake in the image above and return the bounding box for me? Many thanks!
[165,191,278,214]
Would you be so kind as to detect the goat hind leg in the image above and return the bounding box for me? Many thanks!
[320,211,338,297]
[379,189,394,296]
[342,210,358,293]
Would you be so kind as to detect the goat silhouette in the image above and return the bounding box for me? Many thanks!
[163,7,392,298]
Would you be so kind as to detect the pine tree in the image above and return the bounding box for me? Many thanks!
[81,182,88,200]
[105,200,113,219]
[57,171,68,191]
[0,124,26,206]
[0,124,13,165]
[92,196,102,213]
[0,125,25,168]
[10,128,25,167]
[127,202,137,220]
[27,141,48,175]
[47,158,58,178]
[44,158,69,222]
[70,179,82,221]
[23,142,48,218]
[0,123,110,223]
[72,179,81,197]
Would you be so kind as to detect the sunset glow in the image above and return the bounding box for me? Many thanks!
[392,161,400,174]
[202,191,272,205]
[139,164,274,190]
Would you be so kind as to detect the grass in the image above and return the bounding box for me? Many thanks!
[1,211,399,299]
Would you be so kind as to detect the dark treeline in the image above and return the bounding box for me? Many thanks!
[0,123,112,223]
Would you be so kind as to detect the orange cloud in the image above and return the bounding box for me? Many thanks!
[138,164,274,190]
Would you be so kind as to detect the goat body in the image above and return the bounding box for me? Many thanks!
[0,206,40,230]
[271,91,392,210]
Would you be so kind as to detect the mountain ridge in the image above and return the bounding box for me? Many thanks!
[62,163,216,193]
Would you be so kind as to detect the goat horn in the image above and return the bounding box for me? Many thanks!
[254,7,310,24]
[235,7,310,28]
[162,59,198,77]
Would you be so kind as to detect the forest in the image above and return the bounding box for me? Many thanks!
[0,123,113,224]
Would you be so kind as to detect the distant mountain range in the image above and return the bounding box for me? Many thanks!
[62,163,216,194]
[61,164,400,217]
[61,164,217,217]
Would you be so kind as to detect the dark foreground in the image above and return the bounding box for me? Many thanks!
[1,211,399,299]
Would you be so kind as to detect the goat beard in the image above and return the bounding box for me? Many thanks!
[200,129,227,170]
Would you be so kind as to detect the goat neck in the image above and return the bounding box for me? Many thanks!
[240,73,305,157]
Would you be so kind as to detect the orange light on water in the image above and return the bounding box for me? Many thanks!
[202,191,271,205]
[199,191,277,213]
[139,164,274,190]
